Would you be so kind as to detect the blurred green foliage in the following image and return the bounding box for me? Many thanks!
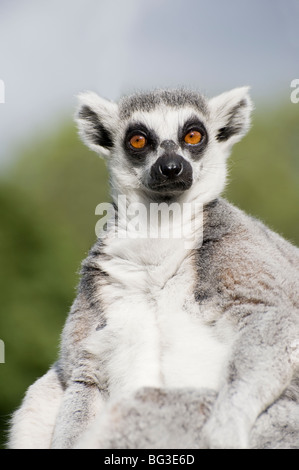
[225,102,299,244]
[0,101,298,447]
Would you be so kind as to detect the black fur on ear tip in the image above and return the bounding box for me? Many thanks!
[78,105,114,149]
[216,125,240,142]
[77,104,93,121]
[216,98,251,143]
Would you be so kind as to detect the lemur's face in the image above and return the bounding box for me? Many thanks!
[76,88,252,204]
[121,106,207,195]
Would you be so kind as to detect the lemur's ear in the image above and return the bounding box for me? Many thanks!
[209,87,253,147]
[75,91,118,157]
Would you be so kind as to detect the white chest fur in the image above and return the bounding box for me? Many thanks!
[86,235,232,398]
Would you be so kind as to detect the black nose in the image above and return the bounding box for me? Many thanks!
[159,158,183,178]
[148,153,193,193]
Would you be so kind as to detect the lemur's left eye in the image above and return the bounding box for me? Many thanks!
[130,134,147,149]
[184,130,202,145]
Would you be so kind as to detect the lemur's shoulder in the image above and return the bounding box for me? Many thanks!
[198,198,299,312]
[203,197,299,255]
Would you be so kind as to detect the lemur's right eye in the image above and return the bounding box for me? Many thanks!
[129,135,147,149]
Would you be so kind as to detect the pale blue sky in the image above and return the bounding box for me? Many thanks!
[0,0,298,167]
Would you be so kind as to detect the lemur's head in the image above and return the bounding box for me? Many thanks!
[76,87,252,205]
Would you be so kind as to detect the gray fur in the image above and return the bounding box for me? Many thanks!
[118,88,209,120]
[76,387,299,449]
[8,87,299,449]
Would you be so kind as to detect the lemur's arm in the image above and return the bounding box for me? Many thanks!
[49,274,108,449]
[197,200,299,448]
[51,381,105,448]
[8,366,63,449]
[202,306,298,448]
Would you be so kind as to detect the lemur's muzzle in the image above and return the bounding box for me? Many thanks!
[148,153,193,192]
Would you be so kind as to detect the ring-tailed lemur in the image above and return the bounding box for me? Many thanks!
[8,87,299,449]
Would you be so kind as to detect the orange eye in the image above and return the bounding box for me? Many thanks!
[184,130,202,145]
[130,134,147,149]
